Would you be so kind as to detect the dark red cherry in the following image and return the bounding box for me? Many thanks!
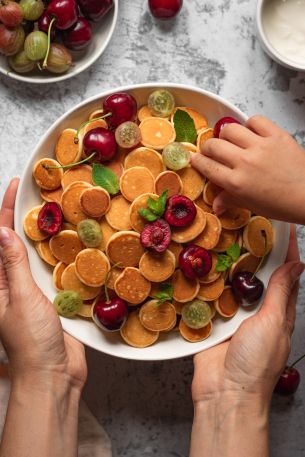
[140,218,171,253]
[148,0,182,19]
[274,366,300,396]
[38,12,56,40]
[179,245,212,280]
[231,271,264,306]
[103,92,137,129]
[214,116,241,138]
[47,0,78,30]
[93,295,128,331]
[164,195,196,228]
[62,17,92,50]
[37,202,63,235]
[83,127,117,162]
[78,0,113,22]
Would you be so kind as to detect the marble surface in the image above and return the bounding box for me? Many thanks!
[1,0,305,456]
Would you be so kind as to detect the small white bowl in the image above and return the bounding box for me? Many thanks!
[0,0,118,84]
[14,83,289,361]
[256,0,305,71]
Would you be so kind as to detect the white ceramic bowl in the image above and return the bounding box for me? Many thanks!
[14,83,290,361]
[0,0,118,84]
[256,0,305,71]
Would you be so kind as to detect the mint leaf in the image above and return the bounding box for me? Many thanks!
[227,243,241,262]
[153,282,173,305]
[215,254,233,272]
[147,190,168,216]
[92,163,119,195]
[138,208,158,222]
[173,109,197,143]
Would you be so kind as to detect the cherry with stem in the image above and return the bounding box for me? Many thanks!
[274,353,305,396]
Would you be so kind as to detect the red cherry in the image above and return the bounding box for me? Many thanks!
[37,202,63,236]
[83,127,117,162]
[274,366,300,396]
[179,244,212,280]
[214,116,241,138]
[148,0,183,20]
[93,296,128,331]
[78,0,113,22]
[231,271,264,307]
[103,92,137,129]
[38,12,56,40]
[47,0,78,30]
[140,219,171,253]
[164,195,196,228]
[62,17,92,50]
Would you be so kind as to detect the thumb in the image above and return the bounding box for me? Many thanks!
[0,227,35,293]
[213,190,244,216]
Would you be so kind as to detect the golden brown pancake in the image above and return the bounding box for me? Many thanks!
[139,250,176,282]
[114,267,151,305]
[139,300,176,332]
[106,231,144,268]
[172,269,199,302]
[120,311,159,348]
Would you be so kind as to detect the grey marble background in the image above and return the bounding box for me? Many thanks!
[1,0,305,456]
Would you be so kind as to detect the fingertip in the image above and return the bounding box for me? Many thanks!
[0,227,14,248]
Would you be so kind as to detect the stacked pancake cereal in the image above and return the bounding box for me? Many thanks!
[23,89,274,348]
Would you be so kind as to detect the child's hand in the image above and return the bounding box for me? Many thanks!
[191,115,305,224]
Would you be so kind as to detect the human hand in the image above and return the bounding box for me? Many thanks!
[192,225,302,406]
[191,116,305,224]
[0,179,87,391]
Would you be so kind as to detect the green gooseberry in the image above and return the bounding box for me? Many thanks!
[53,290,83,318]
[148,89,175,117]
[162,142,190,170]
[77,219,103,248]
[181,299,212,329]
[20,0,44,21]
[24,31,48,61]
[8,49,35,73]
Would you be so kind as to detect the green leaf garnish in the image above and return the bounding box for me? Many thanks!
[153,282,174,305]
[138,208,158,222]
[173,109,197,144]
[92,163,120,195]
[215,243,241,272]
[138,190,168,222]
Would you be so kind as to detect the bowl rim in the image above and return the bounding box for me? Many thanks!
[14,82,290,361]
[256,0,305,71]
[0,0,119,84]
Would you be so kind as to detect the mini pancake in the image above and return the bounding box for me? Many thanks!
[139,117,176,150]
[219,207,251,230]
[120,167,155,202]
[194,196,213,214]
[61,182,92,225]
[105,195,132,231]
[177,167,205,200]
[62,222,77,231]
[75,249,110,287]
[129,193,159,233]
[82,118,108,135]
[193,213,221,250]
[229,252,261,281]
[139,250,176,282]
[89,109,104,120]
[171,107,208,131]
[215,286,239,318]
[197,276,225,301]
[106,231,144,268]
[243,216,273,257]
[55,128,82,166]
[40,187,63,205]
[107,266,123,290]
[137,105,154,122]
[35,239,58,266]
[173,300,184,315]
[61,165,93,189]
[139,300,176,332]
[199,252,221,283]
[106,159,124,178]
[33,158,63,190]
[80,187,110,218]
[77,302,94,319]
[154,171,183,197]
[124,147,165,178]
[114,267,151,305]
[52,261,67,290]
[168,240,183,267]
[179,319,212,342]
[181,142,199,153]
[23,205,49,241]
[49,230,83,264]
[61,262,101,300]
[99,218,118,251]
[213,228,238,252]
[171,206,207,243]
[203,181,222,206]
[172,269,200,302]
[197,128,214,150]
[120,311,159,348]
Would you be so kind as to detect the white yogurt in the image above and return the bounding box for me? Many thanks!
[262,0,305,65]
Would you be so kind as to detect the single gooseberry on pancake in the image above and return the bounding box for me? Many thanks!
[164,195,196,227]
[148,0,183,20]
[214,116,241,138]
[83,127,117,162]
[181,299,211,329]
[140,218,171,253]
[103,92,137,129]
[231,271,264,306]
[115,121,141,148]
[37,202,63,235]
[179,245,212,280]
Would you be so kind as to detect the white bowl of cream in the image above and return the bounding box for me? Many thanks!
[256,0,305,71]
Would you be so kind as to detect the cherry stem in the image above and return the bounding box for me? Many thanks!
[74,113,112,144]
[42,17,56,69]
[291,353,305,368]
[251,231,267,281]
[42,152,96,170]
[104,262,122,304]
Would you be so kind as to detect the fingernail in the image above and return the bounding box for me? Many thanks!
[0,228,13,247]
[291,262,305,280]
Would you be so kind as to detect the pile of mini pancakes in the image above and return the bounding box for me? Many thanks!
[23,96,274,348]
